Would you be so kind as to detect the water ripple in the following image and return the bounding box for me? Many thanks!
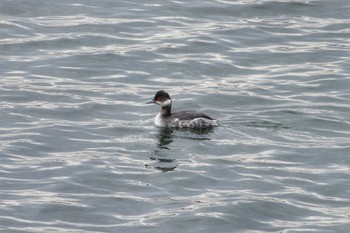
[1,0,350,232]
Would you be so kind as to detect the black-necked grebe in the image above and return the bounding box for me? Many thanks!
[146,90,219,128]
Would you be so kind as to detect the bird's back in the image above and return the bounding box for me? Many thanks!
[171,110,213,120]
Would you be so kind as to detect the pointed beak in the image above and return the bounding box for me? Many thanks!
[146,99,155,104]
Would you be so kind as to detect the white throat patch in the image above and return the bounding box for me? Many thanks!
[156,99,172,107]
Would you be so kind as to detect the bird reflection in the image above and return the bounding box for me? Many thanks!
[148,128,177,172]
[147,127,215,172]
[156,127,174,149]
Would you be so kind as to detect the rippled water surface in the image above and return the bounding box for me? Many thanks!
[1,0,350,232]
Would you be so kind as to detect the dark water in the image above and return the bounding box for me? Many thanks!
[1,0,350,232]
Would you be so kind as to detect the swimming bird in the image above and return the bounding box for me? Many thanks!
[146,90,219,128]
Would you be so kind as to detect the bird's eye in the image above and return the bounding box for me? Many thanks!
[156,97,161,101]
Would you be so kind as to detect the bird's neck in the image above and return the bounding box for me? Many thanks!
[160,105,171,117]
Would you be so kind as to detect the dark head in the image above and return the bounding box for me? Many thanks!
[146,90,172,108]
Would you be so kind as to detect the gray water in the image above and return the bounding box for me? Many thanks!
[1,0,350,232]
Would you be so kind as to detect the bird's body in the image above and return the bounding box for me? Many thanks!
[147,90,219,128]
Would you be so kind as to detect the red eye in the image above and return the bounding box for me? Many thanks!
[156,97,160,101]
